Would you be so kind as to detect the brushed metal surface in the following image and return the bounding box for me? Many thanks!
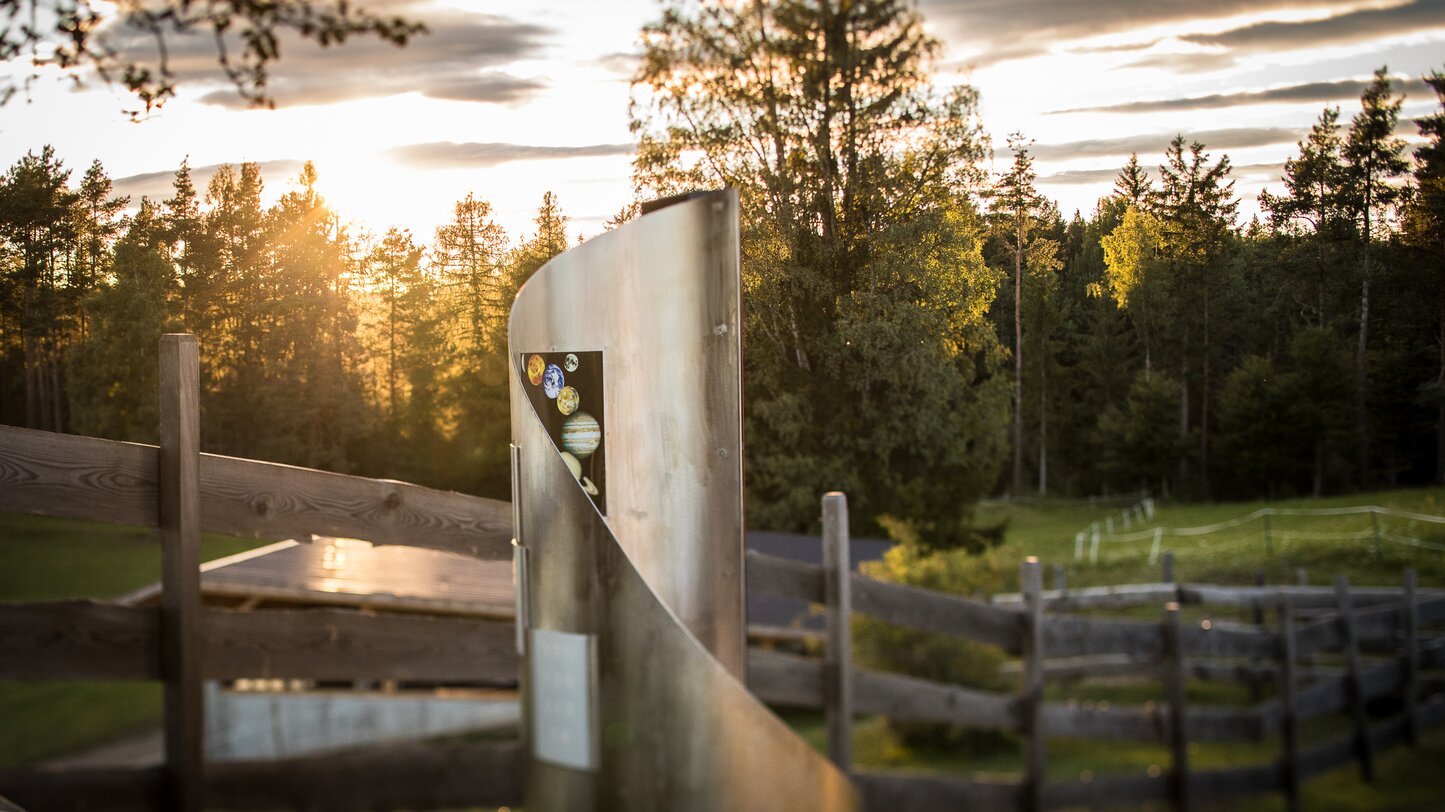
[509,188,746,673]
[508,189,859,810]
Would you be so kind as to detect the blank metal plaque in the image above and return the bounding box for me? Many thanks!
[529,627,597,771]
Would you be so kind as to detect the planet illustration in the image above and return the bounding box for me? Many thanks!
[560,451,582,480]
[526,354,545,385]
[564,353,579,372]
[580,476,599,496]
[561,412,601,459]
[557,386,580,415]
[543,364,565,398]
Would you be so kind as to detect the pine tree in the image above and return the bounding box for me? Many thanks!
[1341,67,1409,485]
[1403,68,1445,482]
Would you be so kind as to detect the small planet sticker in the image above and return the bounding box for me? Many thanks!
[557,386,580,415]
[526,354,545,386]
[564,353,579,372]
[543,364,565,398]
[561,412,601,459]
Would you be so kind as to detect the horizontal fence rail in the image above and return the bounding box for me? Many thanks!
[0,740,525,812]
[0,424,513,560]
[0,602,519,684]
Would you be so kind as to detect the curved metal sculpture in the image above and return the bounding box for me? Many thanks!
[508,189,859,810]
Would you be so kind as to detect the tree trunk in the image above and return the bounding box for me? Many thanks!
[1437,282,1444,483]
[1038,359,1047,496]
[1357,274,1371,488]
[1356,207,1372,488]
[1314,439,1325,497]
[1200,281,1212,496]
[1012,227,1024,496]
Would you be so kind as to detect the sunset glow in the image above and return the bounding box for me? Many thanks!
[1,0,1442,241]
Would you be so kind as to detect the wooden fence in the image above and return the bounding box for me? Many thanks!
[1,335,521,812]
[743,504,1445,812]
[2,335,1441,810]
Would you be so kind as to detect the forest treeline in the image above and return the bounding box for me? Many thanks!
[2,1,1443,543]
[0,153,569,500]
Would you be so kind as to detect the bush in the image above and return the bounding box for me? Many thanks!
[853,519,1014,753]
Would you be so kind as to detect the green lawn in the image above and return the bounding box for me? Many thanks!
[976,486,1445,591]
[0,512,267,767]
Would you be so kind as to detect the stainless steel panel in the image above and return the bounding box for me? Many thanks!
[508,189,859,810]
[509,190,745,672]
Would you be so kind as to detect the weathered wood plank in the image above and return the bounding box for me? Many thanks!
[853,667,1017,731]
[207,739,525,811]
[1040,701,1165,741]
[745,550,824,602]
[201,608,518,684]
[0,601,160,679]
[1164,602,1190,812]
[199,453,512,560]
[851,576,1023,654]
[747,648,823,708]
[159,333,203,812]
[1335,577,1374,782]
[1022,557,1045,812]
[0,741,525,812]
[0,425,157,526]
[822,492,853,770]
[992,582,1177,611]
[0,603,518,684]
[852,771,1020,812]
[0,765,161,812]
[748,647,1016,730]
[1179,622,1276,660]
[0,424,514,560]
[1277,597,1301,812]
[1043,615,1163,659]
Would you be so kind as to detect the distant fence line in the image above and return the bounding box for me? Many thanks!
[746,504,1445,812]
[1074,503,1445,564]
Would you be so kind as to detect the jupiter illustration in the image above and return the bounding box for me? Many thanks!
[561,412,601,459]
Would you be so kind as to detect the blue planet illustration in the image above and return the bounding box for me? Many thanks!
[561,412,601,459]
[543,364,565,398]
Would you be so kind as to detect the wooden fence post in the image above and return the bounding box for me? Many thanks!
[1249,572,1266,703]
[822,492,852,771]
[1163,602,1190,812]
[1053,564,1066,595]
[1278,596,1301,812]
[1402,567,1419,747]
[1021,557,1045,812]
[1162,551,1175,585]
[1262,512,1273,558]
[160,334,203,812]
[1334,576,1374,782]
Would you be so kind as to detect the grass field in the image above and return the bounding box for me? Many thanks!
[0,514,266,766]
[976,486,1445,591]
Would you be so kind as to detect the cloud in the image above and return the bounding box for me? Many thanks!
[388,141,633,168]
[919,0,1356,65]
[1053,77,1432,114]
[1183,0,1445,51]
[103,4,552,108]
[113,160,306,202]
[1038,161,1286,187]
[1032,127,1300,161]
[597,51,642,77]
[1122,50,1237,74]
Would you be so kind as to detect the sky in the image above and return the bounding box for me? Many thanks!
[0,0,1442,245]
